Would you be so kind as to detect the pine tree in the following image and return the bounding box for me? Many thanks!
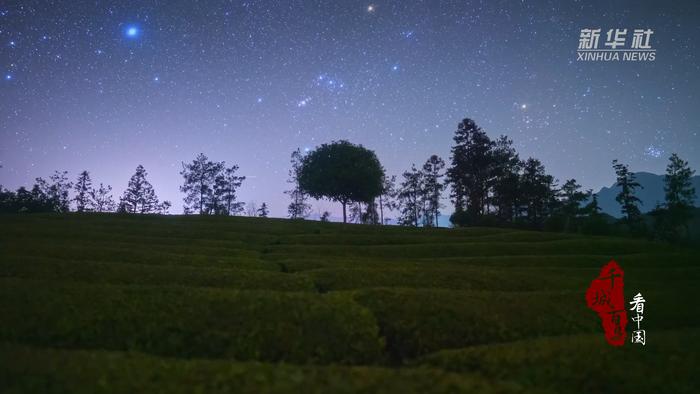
[286,149,312,219]
[217,165,245,215]
[489,136,521,222]
[446,118,493,219]
[558,178,587,232]
[120,165,160,214]
[612,160,643,223]
[397,164,423,226]
[664,153,696,209]
[421,155,445,227]
[257,202,269,217]
[73,170,92,212]
[520,158,556,227]
[658,153,697,241]
[180,153,224,214]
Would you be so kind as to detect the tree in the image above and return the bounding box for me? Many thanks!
[519,158,556,227]
[36,171,72,212]
[320,211,331,222]
[664,153,696,209]
[180,153,224,214]
[379,175,398,225]
[421,155,445,227]
[612,160,643,223]
[90,183,116,212]
[214,165,245,215]
[73,170,92,212]
[120,165,161,214]
[489,136,521,222]
[257,202,269,217]
[286,149,312,219]
[656,153,697,241]
[558,178,587,232]
[298,140,384,223]
[397,164,423,226]
[581,192,610,235]
[447,118,493,220]
[246,201,257,217]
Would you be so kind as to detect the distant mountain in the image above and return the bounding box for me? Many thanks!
[594,172,700,218]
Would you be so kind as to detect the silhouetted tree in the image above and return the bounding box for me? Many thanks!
[421,155,445,227]
[36,171,72,212]
[447,118,493,220]
[379,174,398,225]
[120,165,161,214]
[257,202,269,217]
[220,165,245,215]
[298,140,383,223]
[556,179,587,232]
[320,211,331,222]
[73,170,92,212]
[519,158,556,227]
[397,164,423,226]
[90,183,116,212]
[180,153,224,214]
[246,201,257,217]
[664,153,696,209]
[654,153,697,241]
[489,136,521,222]
[612,160,643,223]
[286,149,312,219]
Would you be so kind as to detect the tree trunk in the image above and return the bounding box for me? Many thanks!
[342,201,347,223]
[379,194,384,225]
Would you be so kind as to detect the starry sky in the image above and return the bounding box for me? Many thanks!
[1,0,699,218]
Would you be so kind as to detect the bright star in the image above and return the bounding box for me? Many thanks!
[153,76,160,82]
[367,4,375,12]
[392,65,399,71]
[124,25,140,39]
[521,104,527,109]
[4,74,11,80]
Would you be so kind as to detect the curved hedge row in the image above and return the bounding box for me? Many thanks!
[418,329,700,394]
[0,344,520,394]
[0,257,315,291]
[350,287,697,361]
[0,279,384,364]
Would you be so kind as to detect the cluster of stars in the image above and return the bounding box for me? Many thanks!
[0,1,696,217]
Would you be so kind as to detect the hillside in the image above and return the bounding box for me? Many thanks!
[594,172,700,217]
[0,214,698,393]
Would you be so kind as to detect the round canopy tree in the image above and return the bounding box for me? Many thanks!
[298,140,384,223]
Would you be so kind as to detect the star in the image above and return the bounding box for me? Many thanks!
[367,4,375,13]
[124,25,141,39]
[4,74,11,80]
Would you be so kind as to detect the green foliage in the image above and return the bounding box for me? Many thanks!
[0,344,517,394]
[419,329,700,394]
[0,279,383,364]
[0,213,697,393]
[298,140,384,222]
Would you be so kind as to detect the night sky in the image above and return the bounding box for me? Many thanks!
[1,1,699,218]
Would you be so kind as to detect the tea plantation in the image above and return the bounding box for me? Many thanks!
[1,214,698,393]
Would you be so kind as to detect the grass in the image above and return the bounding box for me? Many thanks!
[0,213,697,393]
